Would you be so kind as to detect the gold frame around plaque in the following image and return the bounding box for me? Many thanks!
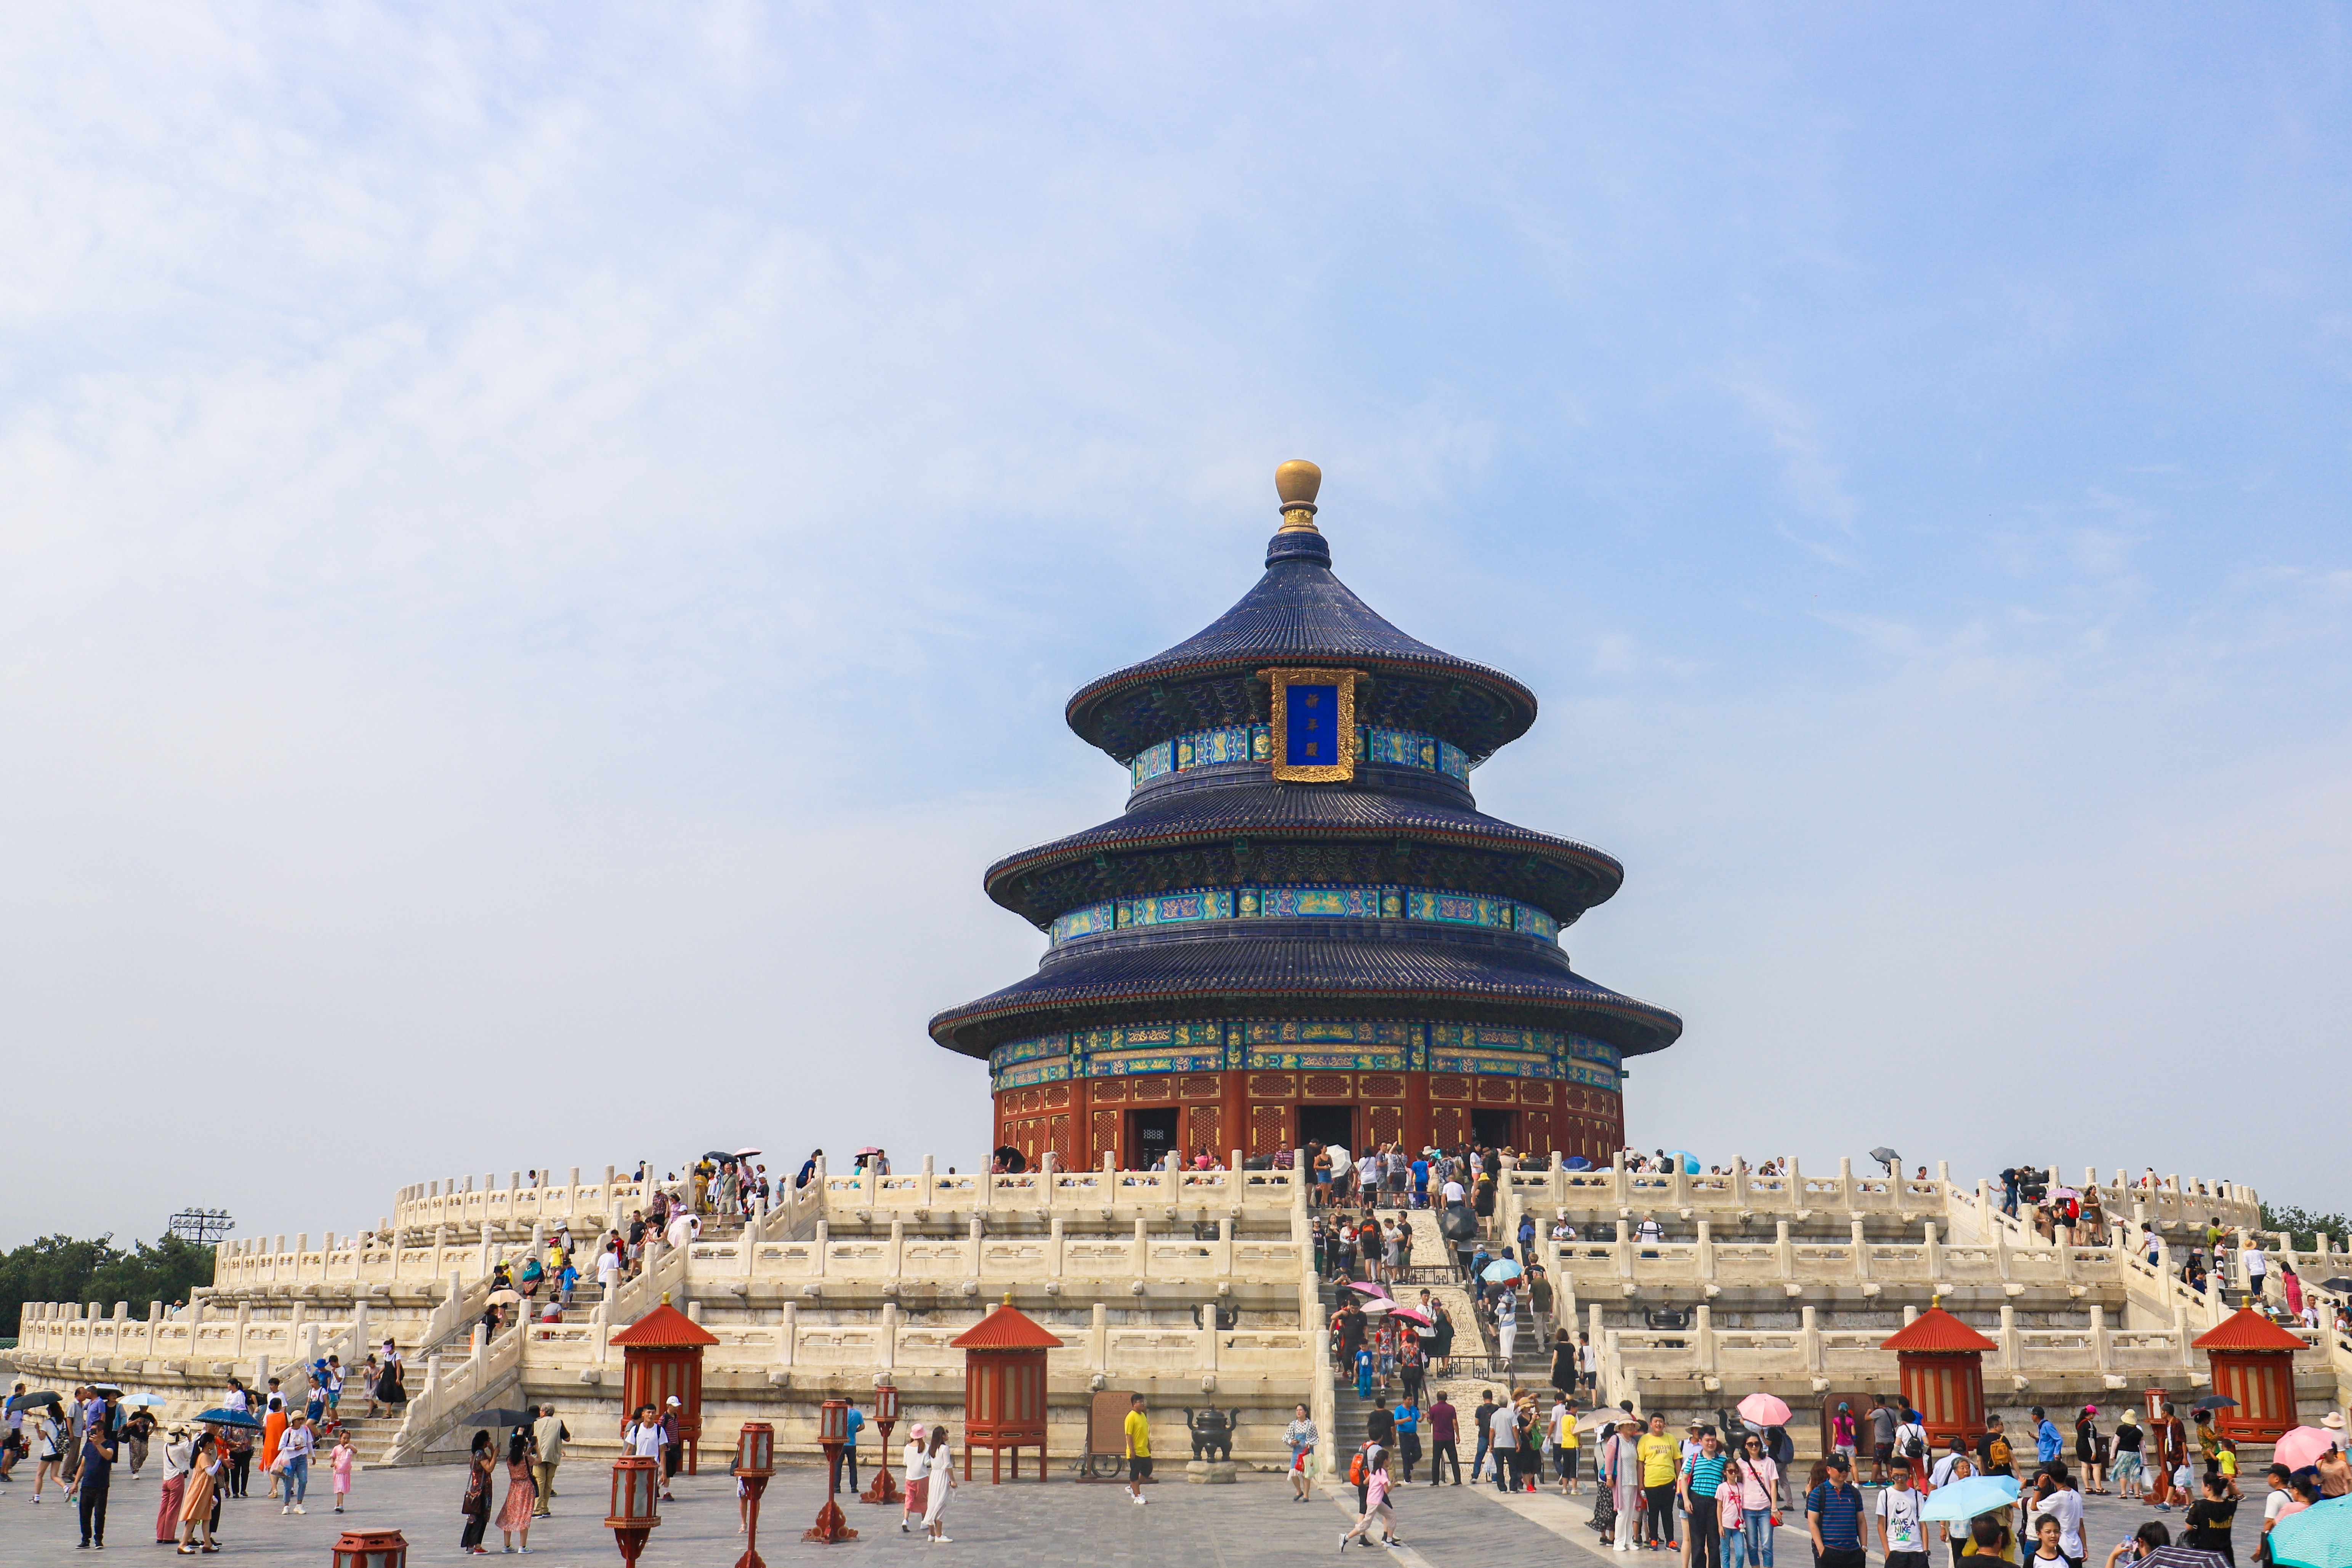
[1262,667,1362,783]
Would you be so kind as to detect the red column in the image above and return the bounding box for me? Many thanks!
[1404,1072,1432,1157]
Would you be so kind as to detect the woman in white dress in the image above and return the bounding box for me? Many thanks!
[922,1426,957,1543]
[899,1424,929,1534]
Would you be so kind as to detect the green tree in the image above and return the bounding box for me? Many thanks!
[0,1233,216,1337]
[2259,1203,2349,1252]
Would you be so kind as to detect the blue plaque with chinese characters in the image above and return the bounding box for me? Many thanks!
[1285,683,1339,766]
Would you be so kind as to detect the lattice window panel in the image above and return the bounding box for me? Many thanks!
[1092,1079,1128,1104]
[1187,1104,1222,1154]
[1179,1075,1220,1100]
[1019,1089,1043,1114]
[1429,1105,1466,1147]
[1250,1103,1290,1154]
[1043,1083,1071,1108]
[1130,1077,1172,1102]
[1050,1115,1072,1160]
[1477,1078,1521,1104]
[1360,1074,1405,1099]
[1518,1080,1553,1106]
[1302,1073,1353,1100]
[1430,1075,1472,1101]
[1522,1111,1552,1152]
[1091,1110,1120,1161]
[1248,1073,1296,1098]
[1366,1104,1403,1146]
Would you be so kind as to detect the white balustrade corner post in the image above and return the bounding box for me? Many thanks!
[1994,1221,2012,1281]
[1695,1220,1714,1280]
[921,1154,936,1211]
[1091,1302,1109,1373]
[881,1301,899,1373]
[1049,1216,1065,1280]
[1775,1220,1795,1280]
[887,1218,905,1277]
[1611,1150,1627,1206]
[811,1220,829,1277]
[1852,1218,1870,1282]
[775,1301,795,1370]
[1801,1305,1822,1373]
[1998,1304,2020,1369]
[1696,1303,1716,1374]
[1732,1159,1750,1208]
[1838,1157,1854,1209]
[1671,1162,1689,1209]
[2091,1305,2111,1373]
[1924,1222,1943,1282]
[1134,1215,1150,1278]
[1787,1157,1804,1210]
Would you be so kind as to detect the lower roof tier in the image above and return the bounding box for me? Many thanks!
[928,928,1683,1059]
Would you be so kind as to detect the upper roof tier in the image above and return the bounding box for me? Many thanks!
[1064,464,1538,764]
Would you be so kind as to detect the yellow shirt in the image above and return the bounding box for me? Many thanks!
[2220,1449,2238,1478]
[1125,1410,1151,1459]
[1639,1433,1679,1487]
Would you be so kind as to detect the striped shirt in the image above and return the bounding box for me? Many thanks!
[1809,1481,1865,1551]
[1684,1453,1728,1498]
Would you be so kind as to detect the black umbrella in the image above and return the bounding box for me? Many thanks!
[463,1406,535,1428]
[1869,1147,1901,1176]
[2192,1395,2239,1411]
[2318,1277,2352,1294]
[993,1145,1027,1173]
[702,1150,734,1162]
[2141,1547,2231,1568]
[196,1407,263,1430]
[4,1390,62,1412]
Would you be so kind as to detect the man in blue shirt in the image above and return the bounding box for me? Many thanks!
[1807,1453,1867,1568]
[1411,1156,1430,1209]
[836,1402,865,1494]
[2034,1407,2062,1465]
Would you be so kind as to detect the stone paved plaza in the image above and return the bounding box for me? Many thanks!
[0,1459,2181,1568]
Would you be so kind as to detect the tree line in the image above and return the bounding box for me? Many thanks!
[0,1233,217,1340]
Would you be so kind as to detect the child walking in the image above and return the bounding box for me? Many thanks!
[332,1432,355,1513]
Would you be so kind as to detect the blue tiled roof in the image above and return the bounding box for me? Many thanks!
[985,777,1622,928]
[927,928,1683,1059]
[1065,531,1538,762]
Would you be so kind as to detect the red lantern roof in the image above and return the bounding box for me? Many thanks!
[610,1302,719,1348]
[948,1302,1064,1351]
[2192,1307,2308,1352]
[1880,1307,1998,1353]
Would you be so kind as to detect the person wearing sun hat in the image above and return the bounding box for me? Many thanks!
[2111,1409,2144,1500]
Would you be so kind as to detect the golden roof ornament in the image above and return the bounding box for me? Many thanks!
[1275,459,1321,533]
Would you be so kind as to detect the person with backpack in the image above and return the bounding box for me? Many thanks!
[1340,1408,1405,1550]
[1896,1408,1930,1472]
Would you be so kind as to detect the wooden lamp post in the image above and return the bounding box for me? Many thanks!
[604,1455,663,1568]
[860,1381,902,1505]
[734,1421,774,1568]
[331,1529,409,1568]
[802,1399,859,1544]
[1880,1305,1998,1456]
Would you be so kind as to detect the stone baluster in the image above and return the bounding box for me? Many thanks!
[1610,1150,1627,1206]
[1994,1220,2011,1281]
[775,1302,795,1371]
[1838,1157,1854,1210]
[1670,1161,1689,1210]
[1852,1218,1870,1282]
[1800,1305,1822,1374]
[1731,1159,1750,1208]
[1133,1216,1150,1279]
[1695,1303,1716,1375]
[921,1154,936,1212]
[811,1221,829,1278]
[1924,1222,1943,1284]
[1090,1302,1109,1375]
[1048,1216,1065,1281]
[887,1218,905,1278]
[1788,1158,1805,1215]
[1775,1220,1794,1280]
[2091,1305,2111,1374]
[880,1301,899,1375]
[1998,1304,2020,1370]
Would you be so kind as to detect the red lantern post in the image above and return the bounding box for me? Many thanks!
[860,1382,902,1505]
[734,1422,775,1568]
[331,1529,409,1568]
[802,1400,860,1545]
[606,1456,663,1568]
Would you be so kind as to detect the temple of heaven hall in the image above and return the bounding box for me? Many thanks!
[930,461,1682,1171]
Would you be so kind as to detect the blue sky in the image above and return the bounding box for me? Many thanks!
[3,5,2347,1248]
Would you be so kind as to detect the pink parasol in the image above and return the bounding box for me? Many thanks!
[2277,1426,2339,1470]
[1390,1308,1433,1326]
[1737,1392,1794,1427]
[1348,1281,1393,1300]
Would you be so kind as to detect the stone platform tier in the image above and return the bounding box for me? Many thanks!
[10,1151,2322,1483]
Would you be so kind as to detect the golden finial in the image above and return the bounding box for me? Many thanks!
[1002,1292,1014,1307]
[1275,460,1322,533]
